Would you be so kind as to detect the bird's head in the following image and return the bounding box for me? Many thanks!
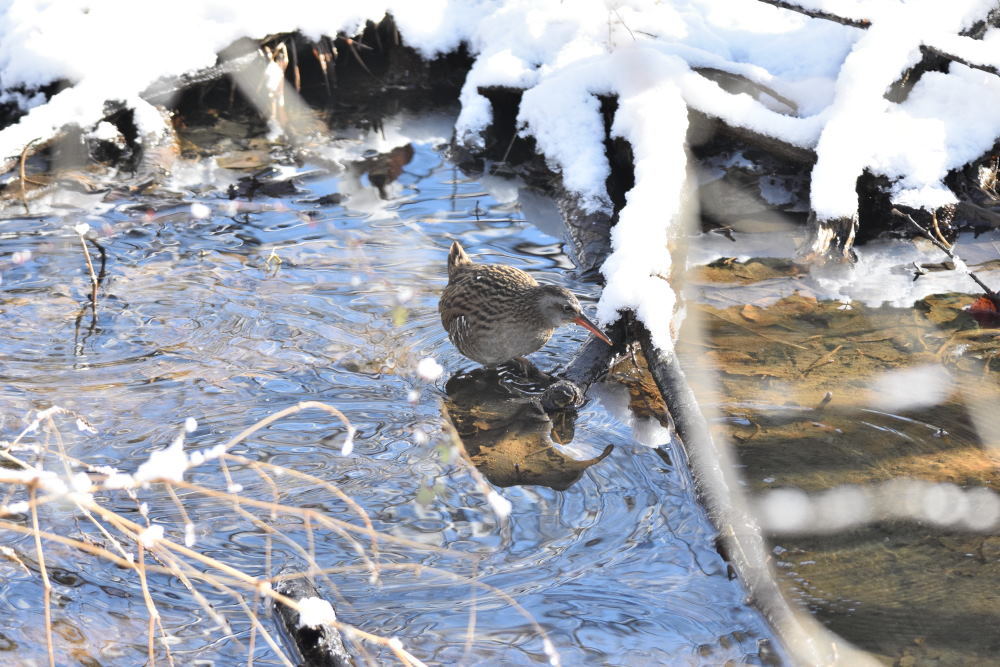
[533,285,612,345]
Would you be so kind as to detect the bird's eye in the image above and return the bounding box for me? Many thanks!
[562,304,574,313]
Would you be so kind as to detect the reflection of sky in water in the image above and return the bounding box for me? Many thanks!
[0,112,774,664]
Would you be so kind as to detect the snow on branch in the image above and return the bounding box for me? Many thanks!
[781,0,1000,257]
[3,1,1000,332]
[923,30,1000,77]
[754,0,872,28]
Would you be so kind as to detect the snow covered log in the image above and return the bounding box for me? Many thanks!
[0,13,467,183]
[763,0,1000,260]
[2,1,1000,331]
[754,0,871,28]
[4,2,1000,264]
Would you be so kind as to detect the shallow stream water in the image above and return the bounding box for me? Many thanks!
[0,110,777,665]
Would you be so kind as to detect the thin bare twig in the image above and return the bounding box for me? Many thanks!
[29,483,55,667]
[892,208,997,297]
[77,229,99,311]
[1,402,507,665]
[341,36,376,78]
[220,401,351,454]
[136,545,158,665]
[802,344,843,376]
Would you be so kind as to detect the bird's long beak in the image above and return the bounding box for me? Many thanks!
[573,314,613,345]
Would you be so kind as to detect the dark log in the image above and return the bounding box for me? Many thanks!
[541,318,625,411]
[551,188,614,279]
[754,0,870,28]
[920,43,1000,78]
[687,110,816,166]
[560,317,625,389]
[273,577,354,667]
[962,6,1000,39]
[142,50,265,106]
[801,212,857,263]
[474,86,541,166]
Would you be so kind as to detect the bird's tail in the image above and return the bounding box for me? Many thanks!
[448,240,472,277]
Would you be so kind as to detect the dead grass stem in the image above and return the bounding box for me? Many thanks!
[0,401,545,665]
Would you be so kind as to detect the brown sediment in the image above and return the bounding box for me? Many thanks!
[678,263,1000,664]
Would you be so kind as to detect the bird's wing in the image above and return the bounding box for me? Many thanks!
[447,314,473,352]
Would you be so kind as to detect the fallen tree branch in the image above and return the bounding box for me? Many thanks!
[694,67,800,115]
[754,0,871,28]
[141,49,265,105]
[688,110,816,165]
[759,1,999,80]
[920,43,1000,78]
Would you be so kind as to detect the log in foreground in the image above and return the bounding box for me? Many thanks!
[637,322,878,666]
[273,577,354,667]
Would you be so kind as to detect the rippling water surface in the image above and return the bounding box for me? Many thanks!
[0,110,775,664]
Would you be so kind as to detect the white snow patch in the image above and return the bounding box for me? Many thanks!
[138,524,164,548]
[75,417,97,433]
[598,47,690,351]
[135,433,188,485]
[70,472,92,494]
[810,0,998,221]
[416,357,444,381]
[517,57,614,212]
[200,444,228,461]
[89,120,122,143]
[296,596,337,628]
[2,468,69,496]
[486,490,513,519]
[2,501,29,515]
[190,203,211,219]
[93,465,137,490]
[341,426,356,456]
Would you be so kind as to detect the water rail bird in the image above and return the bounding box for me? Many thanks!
[439,241,612,365]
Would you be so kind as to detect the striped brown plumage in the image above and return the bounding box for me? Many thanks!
[439,241,611,365]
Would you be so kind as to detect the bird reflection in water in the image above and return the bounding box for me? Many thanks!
[444,358,613,491]
[357,144,414,199]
